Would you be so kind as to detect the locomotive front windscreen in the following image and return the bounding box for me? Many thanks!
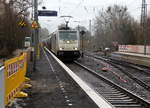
[59,31,77,41]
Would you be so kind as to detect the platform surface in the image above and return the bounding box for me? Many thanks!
[19,49,103,108]
[114,52,150,58]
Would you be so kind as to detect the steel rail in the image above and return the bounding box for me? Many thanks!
[74,61,150,108]
[44,47,114,108]
[86,53,150,93]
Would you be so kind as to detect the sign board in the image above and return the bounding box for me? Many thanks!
[112,41,118,46]
[18,20,26,27]
[24,37,31,47]
[31,21,39,29]
[38,10,57,16]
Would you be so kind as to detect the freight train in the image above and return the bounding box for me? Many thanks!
[43,27,81,61]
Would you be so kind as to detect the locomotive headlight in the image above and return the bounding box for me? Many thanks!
[74,48,78,50]
[67,41,70,43]
[59,48,62,50]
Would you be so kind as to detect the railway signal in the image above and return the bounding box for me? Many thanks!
[80,30,86,35]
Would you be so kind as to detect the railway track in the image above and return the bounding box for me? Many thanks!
[67,61,150,108]
[106,56,150,74]
[45,48,113,108]
[85,53,150,93]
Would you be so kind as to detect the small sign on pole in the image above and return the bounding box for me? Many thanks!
[18,21,26,27]
[31,21,39,29]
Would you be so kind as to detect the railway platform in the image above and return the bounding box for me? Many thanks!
[16,48,113,108]
[111,52,150,67]
[2,48,150,108]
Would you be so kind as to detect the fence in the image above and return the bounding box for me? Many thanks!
[0,52,31,107]
[119,45,150,55]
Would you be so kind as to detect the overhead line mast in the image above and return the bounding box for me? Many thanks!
[141,0,147,55]
[141,0,147,26]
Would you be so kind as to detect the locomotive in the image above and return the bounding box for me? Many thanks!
[44,26,81,61]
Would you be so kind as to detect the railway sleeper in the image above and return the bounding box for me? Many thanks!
[102,93,125,96]
[110,101,138,104]
[108,99,134,101]
[106,96,131,99]
[114,104,142,108]
[99,92,122,94]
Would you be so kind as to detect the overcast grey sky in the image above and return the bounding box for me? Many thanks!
[38,0,150,33]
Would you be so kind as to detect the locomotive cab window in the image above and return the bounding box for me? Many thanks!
[59,31,77,41]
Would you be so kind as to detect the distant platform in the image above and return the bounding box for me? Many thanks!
[111,52,150,67]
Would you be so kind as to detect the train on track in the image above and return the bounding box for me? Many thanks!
[43,26,81,61]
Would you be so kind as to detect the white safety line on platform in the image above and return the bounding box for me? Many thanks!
[43,48,55,72]
[44,47,114,108]
[0,66,4,70]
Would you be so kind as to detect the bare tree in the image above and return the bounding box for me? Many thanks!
[0,0,34,58]
[94,5,139,51]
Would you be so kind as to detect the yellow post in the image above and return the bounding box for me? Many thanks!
[37,43,41,59]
